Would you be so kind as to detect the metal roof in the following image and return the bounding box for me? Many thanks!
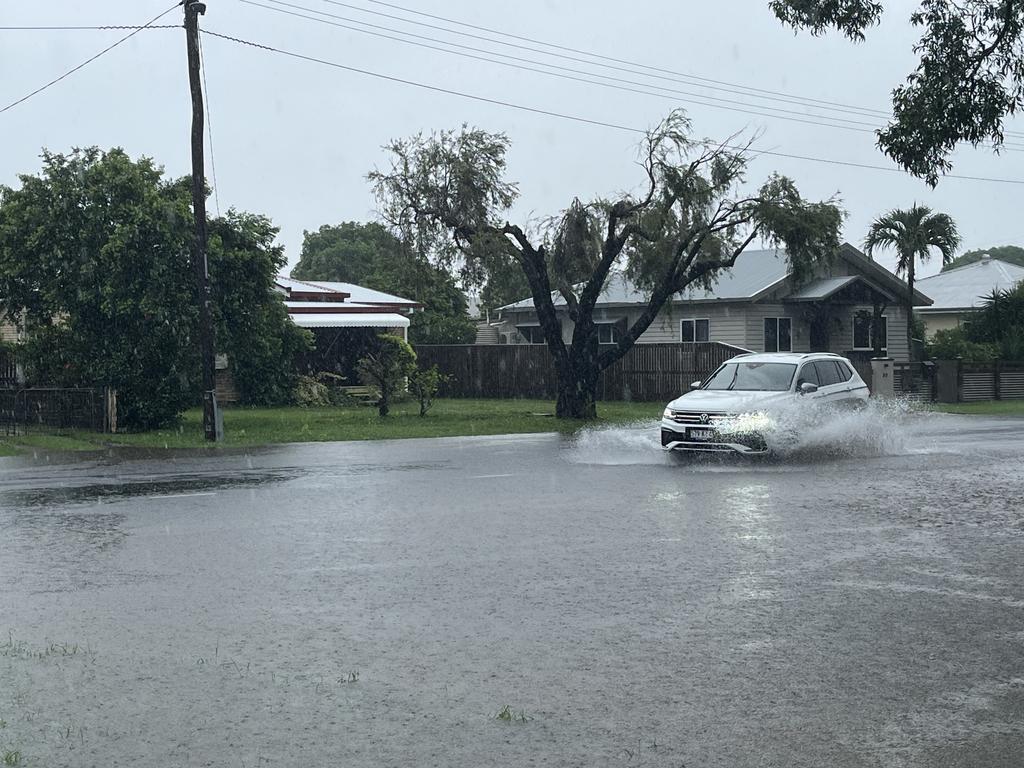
[498,244,931,311]
[785,276,859,301]
[500,249,790,310]
[276,276,418,307]
[915,257,1024,312]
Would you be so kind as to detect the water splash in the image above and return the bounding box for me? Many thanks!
[761,397,920,458]
[565,398,929,465]
[563,420,669,465]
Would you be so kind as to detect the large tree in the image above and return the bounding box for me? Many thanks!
[0,148,309,428]
[293,221,475,344]
[943,244,1024,271]
[864,204,961,356]
[369,112,844,419]
[770,1,1024,184]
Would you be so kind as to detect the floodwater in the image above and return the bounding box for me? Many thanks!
[1,407,1023,767]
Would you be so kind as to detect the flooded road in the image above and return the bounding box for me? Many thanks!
[2,410,1023,767]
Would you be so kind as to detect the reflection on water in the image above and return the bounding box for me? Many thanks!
[0,470,298,594]
[719,483,779,603]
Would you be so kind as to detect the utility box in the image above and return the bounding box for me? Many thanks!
[871,357,894,398]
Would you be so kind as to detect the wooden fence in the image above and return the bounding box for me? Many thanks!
[414,342,748,401]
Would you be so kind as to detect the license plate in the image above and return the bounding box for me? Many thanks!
[687,428,715,441]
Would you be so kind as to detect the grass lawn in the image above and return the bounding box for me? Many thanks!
[928,400,1024,416]
[0,398,662,454]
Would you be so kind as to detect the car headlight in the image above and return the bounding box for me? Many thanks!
[662,408,673,419]
[719,411,775,434]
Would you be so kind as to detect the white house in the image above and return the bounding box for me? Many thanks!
[915,255,1024,337]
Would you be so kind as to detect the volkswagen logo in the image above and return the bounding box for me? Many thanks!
[699,413,710,424]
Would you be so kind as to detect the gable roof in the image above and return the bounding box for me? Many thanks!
[276,276,420,308]
[498,243,929,311]
[915,257,1024,312]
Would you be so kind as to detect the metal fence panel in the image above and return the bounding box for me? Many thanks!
[0,388,105,434]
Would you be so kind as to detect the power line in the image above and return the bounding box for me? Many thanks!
[198,30,221,217]
[240,0,885,136]
[0,4,182,115]
[0,25,181,30]
[239,0,1024,152]
[199,29,1024,185]
[313,0,1024,142]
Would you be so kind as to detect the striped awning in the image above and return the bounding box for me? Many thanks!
[288,312,410,329]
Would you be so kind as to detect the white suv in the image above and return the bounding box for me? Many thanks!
[660,352,870,455]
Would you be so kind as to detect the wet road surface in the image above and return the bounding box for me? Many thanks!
[1,410,1023,767]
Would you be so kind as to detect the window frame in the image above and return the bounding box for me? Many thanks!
[852,314,888,352]
[680,318,710,344]
[516,325,546,344]
[813,360,843,387]
[763,317,793,353]
[595,322,621,345]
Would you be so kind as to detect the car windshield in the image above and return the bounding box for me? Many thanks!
[702,362,796,392]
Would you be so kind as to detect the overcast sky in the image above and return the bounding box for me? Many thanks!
[3,0,1023,281]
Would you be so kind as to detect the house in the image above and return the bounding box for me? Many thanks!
[492,243,930,362]
[275,276,420,339]
[915,255,1024,338]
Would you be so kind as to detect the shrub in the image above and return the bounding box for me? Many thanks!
[294,374,331,407]
[925,327,998,362]
[356,335,416,417]
[408,364,448,416]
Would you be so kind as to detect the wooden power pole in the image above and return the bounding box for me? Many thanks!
[184,1,222,441]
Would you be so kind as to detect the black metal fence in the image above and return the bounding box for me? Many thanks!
[414,342,749,402]
[0,350,17,388]
[0,388,109,435]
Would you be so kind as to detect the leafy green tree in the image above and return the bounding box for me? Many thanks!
[293,222,396,284]
[943,245,1024,271]
[864,205,961,357]
[479,250,537,314]
[0,148,309,428]
[293,221,475,344]
[369,111,843,419]
[769,1,1024,184]
[208,211,312,405]
[356,334,416,417]
[0,148,197,428]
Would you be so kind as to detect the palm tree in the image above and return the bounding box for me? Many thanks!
[864,205,960,359]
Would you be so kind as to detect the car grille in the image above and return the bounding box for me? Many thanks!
[668,410,734,425]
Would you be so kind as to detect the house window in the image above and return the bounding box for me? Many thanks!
[764,318,792,352]
[853,314,887,351]
[596,322,621,344]
[517,325,546,344]
[680,319,710,343]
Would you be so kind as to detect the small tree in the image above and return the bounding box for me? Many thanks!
[408,364,447,416]
[356,334,416,417]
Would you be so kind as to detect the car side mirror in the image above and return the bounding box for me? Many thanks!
[799,382,818,394]
[690,380,702,390]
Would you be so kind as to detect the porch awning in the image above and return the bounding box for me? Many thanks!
[786,275,898,303]
[288,312,410,329]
